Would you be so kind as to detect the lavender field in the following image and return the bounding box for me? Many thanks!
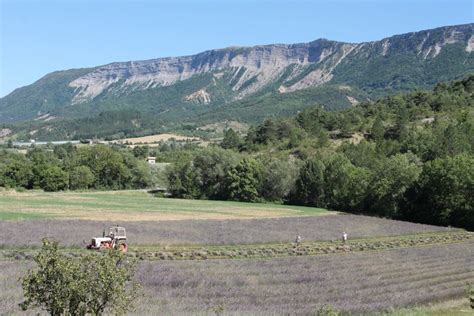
[1,241,473,314]
[134,240,474,314]
[0,214,454,248]
[0,193,470,314]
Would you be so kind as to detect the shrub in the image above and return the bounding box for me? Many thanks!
[20,239,140,315]
[467,282,474,309]
[315,304,340,316]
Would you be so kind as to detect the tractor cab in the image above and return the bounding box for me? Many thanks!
[109,226,126,240]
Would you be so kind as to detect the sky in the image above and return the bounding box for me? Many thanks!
[0,0,472,97]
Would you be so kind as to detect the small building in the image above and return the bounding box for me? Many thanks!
[146,156,156,164]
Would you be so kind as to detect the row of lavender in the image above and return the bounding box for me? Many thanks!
[133,241,474,314]
[3,241,470,314]
[0,214,453,247]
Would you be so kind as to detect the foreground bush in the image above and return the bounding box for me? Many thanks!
[20,239,139,315]
[467,283,474,309]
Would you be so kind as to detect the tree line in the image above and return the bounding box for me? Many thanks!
[0,144,153,191]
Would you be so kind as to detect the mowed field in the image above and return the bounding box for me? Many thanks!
[0,190,329,221]
[112,133,200,144]
[0,190,473,314]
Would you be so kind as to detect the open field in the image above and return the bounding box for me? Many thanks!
[1,241,473,314]
[134,241,474,314]
[0,215,455,248]
[0,190,472,314]
[112,133,200,144]
[0,190,330,221]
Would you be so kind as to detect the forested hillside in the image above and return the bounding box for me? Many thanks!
[163,75,474,230]
[0,76,473,229]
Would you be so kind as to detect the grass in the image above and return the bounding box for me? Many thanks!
[0,211,52,221]
[386,299,473,315]
[0,190,330,221]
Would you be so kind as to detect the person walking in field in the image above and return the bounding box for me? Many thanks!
[295,234,301,246]
[342,232,348,244]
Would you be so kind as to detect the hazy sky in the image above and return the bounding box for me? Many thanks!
[0,0,472,97]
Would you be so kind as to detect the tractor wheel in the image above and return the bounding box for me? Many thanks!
[118,242,128,253]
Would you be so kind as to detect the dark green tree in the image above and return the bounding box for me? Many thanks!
[261,158,298,202]
[132,145,149,159]
[193,148,238,199]
[225,158,264,202]
[53,147,68,160]
[40,165,69,192]
[371,115,385,141]
[404,154,474,230]
[256,119,278,144]
[1,159,33,188]
[292,159,326,207]
[366,153,422,218]
[323,154,370,212]
[220,129,242,150]
[166,161,200,199]
[69,166,95,190]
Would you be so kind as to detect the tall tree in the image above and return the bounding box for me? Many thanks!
[292,159,326,207]
[220,129,242,150]
[225,158,264,202]
[404,154,474,230]
[371,115,385,141]
[366,153,422,218]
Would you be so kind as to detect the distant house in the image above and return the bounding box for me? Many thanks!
[146,156,156,164]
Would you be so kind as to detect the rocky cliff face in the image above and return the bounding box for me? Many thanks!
[67,24,473,105]
[68,40,354,104]
[0,23,473,123]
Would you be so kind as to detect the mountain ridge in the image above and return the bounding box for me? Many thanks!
[0,23,472,125]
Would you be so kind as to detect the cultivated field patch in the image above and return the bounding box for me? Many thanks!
[1,241,472,314]
[0,190,330,221]
[112,133,200,144]
[0,190,471,314]
[0,214,455,247]
[132,241,474,314]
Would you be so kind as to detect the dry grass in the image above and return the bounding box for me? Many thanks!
[112,133,200,144]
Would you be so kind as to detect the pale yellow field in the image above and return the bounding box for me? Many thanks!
[112,133,200,144]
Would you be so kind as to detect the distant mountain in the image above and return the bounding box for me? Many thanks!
[0,23,472,127]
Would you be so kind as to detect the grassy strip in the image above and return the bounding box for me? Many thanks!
[0,211,52,221]
[1,231,472,261]
[0,190,330,220]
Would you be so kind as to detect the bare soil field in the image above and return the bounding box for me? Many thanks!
[1,241,472,314]
[0,215,454,247]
